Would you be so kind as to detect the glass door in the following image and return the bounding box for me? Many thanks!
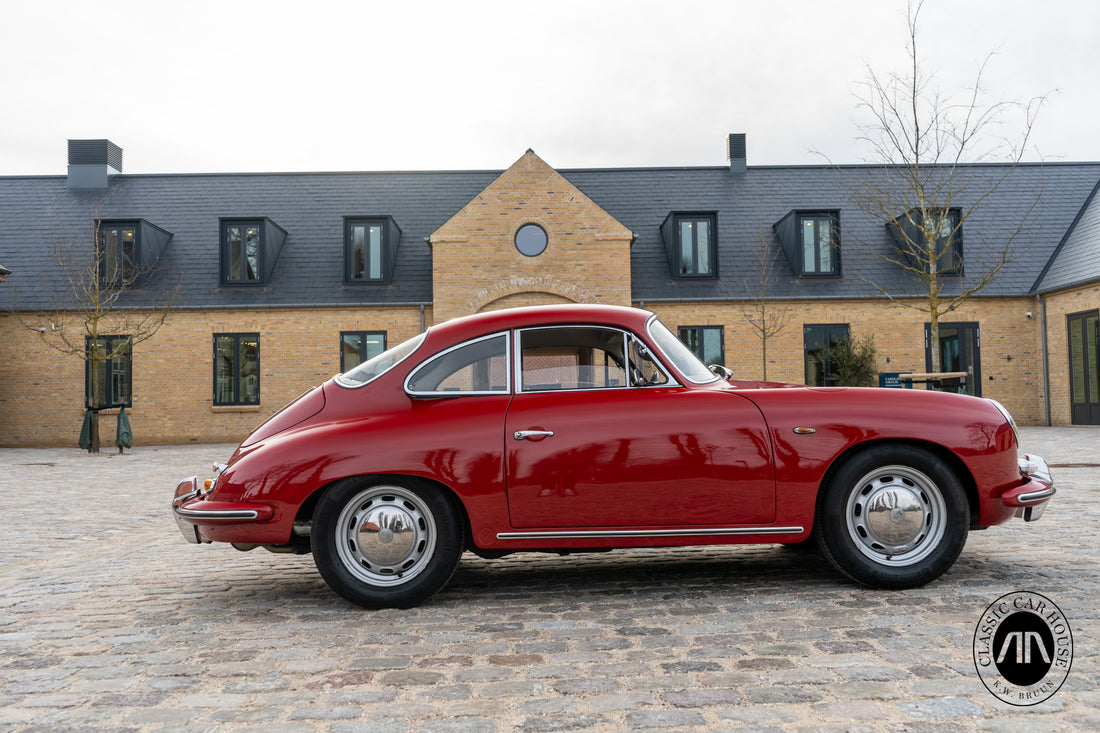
[925,322,981,396]
[1068,310,1100,425]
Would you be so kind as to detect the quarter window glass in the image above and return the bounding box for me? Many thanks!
[407,334,508,394]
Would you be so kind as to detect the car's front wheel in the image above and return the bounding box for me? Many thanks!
[312,477,463,608]
[816,445,969,589]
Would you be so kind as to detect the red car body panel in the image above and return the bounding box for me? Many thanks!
[181,304,1038,551]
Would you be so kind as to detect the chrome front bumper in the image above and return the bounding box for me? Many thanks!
[1003,454,1056,522]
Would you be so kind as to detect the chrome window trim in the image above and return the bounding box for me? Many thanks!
[404,332,511,397]
[513,324,676,394]
[646,315,719,385]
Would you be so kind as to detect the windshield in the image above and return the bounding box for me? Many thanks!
[336,332,426,388]
[646,317,719,385]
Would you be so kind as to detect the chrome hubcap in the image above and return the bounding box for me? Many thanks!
[846,465,946,567]
[336,486,436,586]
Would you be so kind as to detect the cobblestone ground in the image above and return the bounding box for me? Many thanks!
[1,427,1097,732]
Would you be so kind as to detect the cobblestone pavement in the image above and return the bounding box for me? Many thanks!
[1,427,1097,732]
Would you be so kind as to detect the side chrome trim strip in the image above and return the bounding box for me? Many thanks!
[497,526,805,540]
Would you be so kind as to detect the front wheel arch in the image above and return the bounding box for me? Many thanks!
[813,442,972,589]
[814,439,979,533]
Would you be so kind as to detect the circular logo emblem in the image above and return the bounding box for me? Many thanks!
[973,591,1072,705]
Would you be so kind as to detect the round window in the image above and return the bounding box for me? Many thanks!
[515,223,548,257]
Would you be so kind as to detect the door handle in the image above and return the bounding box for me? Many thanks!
[514,430,554,441]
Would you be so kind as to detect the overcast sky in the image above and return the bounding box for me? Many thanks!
[2,0,1097,175]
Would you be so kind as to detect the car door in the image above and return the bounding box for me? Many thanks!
[504,325,775,528]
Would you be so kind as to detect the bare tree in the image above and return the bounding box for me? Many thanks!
[839,0,1044,373]
[738,230,794,381]
[17,217,177,452]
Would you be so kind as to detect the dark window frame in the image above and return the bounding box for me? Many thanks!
[888,207,964,276]
[804,323,851,386]
[344,217,388,283]
[97,220,140,286]
[340,330,388,373]
[678,325,725,366]
[797,211,841,277]
[85,334,133,409]
[220,219,265,286]
[213,333,260,405]
[672,213,718,279]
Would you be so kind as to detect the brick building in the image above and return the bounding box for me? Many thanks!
[1,136,1098,447]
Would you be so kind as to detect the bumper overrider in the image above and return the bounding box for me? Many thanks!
[172,468,273,544]
[1000,454,1056,522]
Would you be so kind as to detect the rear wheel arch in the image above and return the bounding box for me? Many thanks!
[298,473,473,541]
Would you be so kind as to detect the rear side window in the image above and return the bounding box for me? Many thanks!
[336,333,425,388]
[405,333,510,395]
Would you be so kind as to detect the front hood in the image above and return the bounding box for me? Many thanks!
[724,379,804,390]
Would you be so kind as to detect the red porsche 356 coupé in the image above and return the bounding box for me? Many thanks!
[173,304,1054,608]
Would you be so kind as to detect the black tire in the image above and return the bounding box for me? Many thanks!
[312,477,463,608]
[815,444,969,589]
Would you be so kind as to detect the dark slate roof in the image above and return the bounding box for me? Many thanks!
[0,171,498,310]
[561,163,1100,302]
[2,161,1099,311]
[1034,176,1100,293]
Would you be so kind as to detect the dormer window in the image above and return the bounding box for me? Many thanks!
[887,208,963,275]
[97,219,172,286]
[345,217,402,284]
[220,218,288,285]
[774,210,840,277]
[661,213,717,278]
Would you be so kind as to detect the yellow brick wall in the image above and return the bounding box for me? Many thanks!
[1041,282,1100,425]
[644,297,1047,424]
[0,307,423,447]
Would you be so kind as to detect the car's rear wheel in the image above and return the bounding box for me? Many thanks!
[312,477,462,608]
[816,445,969,589]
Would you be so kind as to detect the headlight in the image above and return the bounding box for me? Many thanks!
[986,399,1019,446]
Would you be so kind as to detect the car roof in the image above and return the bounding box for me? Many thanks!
[426,304,655,344]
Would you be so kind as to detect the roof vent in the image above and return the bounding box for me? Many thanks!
[67,139,122,191]
[727,133,746,176]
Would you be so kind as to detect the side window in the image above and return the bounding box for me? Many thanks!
[518,327,668,391]
[406,334,509,395]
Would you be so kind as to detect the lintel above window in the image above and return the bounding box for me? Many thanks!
[660,212,717,279]
[773,210,840,277]
[97,219,173,286]
[887,208,963,276]
[220,218,288,286]
[345,216,402,284]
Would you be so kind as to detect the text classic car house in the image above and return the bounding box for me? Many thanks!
[1,135,1099,446]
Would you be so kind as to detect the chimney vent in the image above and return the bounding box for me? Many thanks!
[67,139,123,191]
[727,133,746,175]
